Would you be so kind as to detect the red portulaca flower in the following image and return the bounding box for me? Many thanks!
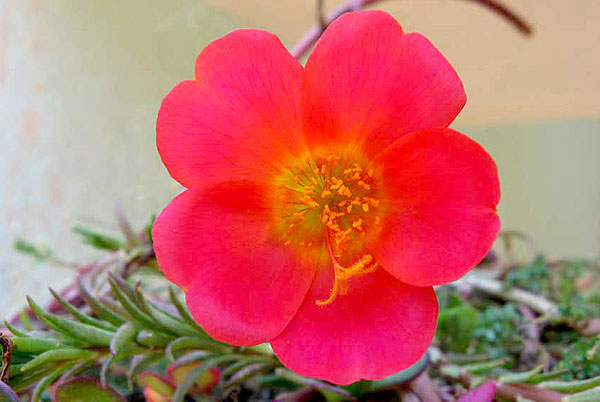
[153,10,500,384]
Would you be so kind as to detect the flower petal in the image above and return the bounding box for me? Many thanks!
[302,11,466,157]
[152,183,316,345]
[270,266,438,385]
[368,128,500,286]
[157,30,304,188]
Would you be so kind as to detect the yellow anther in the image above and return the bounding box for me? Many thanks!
[343,164,362,175]
[334,228,352,245]
[339,185,352,198]
[362,203,369,212]
[352,218,363,230]
[327,221,341,232]
[352,172,361,180]
[330,177,343,190]
[301,194,319,207]
[284,240,292,246]
[358,181,371,190]
[293,211,305,220]
[338,200,347,207]
[321,189,332,198]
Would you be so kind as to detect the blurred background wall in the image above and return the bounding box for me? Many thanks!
[1,0,599,316]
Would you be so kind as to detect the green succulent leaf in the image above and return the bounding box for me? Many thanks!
[27,297,113,347]
[498,365,543,384]
[108,278,164,333]
[53,377,125,402]
[77,278,127,326]
[3,321,28,338]
[31,369,63,402]
[563,388,600,402]
[48,288,116,332]
[12,337,78,355]
[168,287,208,336]
[20,349,96,372]
[136,330,173,347]
[437,304,479,353]
[73,226,123,251]
[109,322,138,356]
[540,374,600,393]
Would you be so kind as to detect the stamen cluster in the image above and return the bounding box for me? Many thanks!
[277,153,383,305]
[292,155,379,252]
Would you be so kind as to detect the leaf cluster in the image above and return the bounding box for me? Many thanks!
[3,272,284,401]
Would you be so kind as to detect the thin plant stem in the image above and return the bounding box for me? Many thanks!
[291,0,532,59]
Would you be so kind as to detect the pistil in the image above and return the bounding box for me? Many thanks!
[315,229,378,306]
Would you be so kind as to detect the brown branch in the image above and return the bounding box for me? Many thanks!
[463,274,559,316]
[0,334,13,383]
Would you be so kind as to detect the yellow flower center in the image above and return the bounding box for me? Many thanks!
[271,148,385,306]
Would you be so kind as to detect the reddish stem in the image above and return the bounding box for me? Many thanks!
[291,0,532,59]
[291,0,379,58]
[468,0,532,35]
